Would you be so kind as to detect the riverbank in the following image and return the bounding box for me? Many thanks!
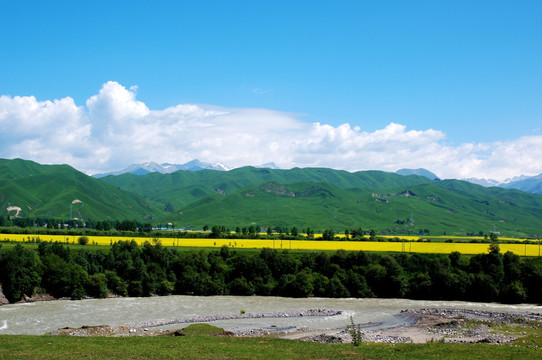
[0,287,8,306]
[46,308,542,346]
[0,286,57,306]
[357,308,542,344]
[232,308,541,344]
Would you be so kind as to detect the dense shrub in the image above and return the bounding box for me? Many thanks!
[78,236,89,245]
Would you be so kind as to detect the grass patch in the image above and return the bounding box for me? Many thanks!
[175,323,227,336]
[1,334,542,360]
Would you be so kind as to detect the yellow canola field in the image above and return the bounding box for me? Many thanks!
[1,234,541,256]
[0,234,137,246]
[422,235,532,242]
[313,234,531,242]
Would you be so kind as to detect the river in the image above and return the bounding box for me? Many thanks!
[1,296,541,335]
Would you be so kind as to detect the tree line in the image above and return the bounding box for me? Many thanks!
[0,216,151,233]
[1,241,541,304]
[3,216,529,243]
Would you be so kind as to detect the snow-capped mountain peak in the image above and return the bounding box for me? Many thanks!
[92,159,231,178]
[256,162,280,169]
[462,173,542,195]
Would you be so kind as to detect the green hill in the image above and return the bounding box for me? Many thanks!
[0,158,162,221]
[166,179,542,236]
[100,166,433,206]
[100,166,542,236]
[2,158,541,236]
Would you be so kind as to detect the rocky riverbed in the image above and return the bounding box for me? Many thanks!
[233,307,542,344]
[284,308,542,344]
[48,307,542,345]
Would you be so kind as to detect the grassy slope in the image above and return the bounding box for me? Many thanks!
[168,179,542,236]
[0,158,162,221]
[100,166,433,205]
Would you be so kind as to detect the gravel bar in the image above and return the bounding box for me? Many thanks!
[130,309,342,328]
[402,308,542,323]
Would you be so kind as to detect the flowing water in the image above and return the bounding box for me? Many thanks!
[1,295,541,335]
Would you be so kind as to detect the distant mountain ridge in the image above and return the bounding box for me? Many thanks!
[255,162,280,169]
[395,168,542,195]
[501,173,542,194]
[92,160,281,178]
[462,178,502,187]
[94,161,542,196]
[92,159,230,178]
[395,168,439,180]
[463,173,542,195]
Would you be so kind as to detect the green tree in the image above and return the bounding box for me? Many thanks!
[489,232,500,254]
[322,229,335,240]
[78,236,89,245]
[351,228,364,239]
[248,225,256,236]
[41,254,88,299]
[345,269,372,298]
[86,273,108,298]
[229,276,255,295]
[156,279,175,295]
[105,270,127,296]
[141,223,152,233]
[210,225,227,238]
[0,244,42,302]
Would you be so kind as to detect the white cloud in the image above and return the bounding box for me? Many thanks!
[0,81,541,181]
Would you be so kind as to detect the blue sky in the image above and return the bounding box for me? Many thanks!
[0,1,541,180]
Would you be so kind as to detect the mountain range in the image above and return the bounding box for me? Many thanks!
[92,159,231,178]
[92,160,281,178]
[396,169,542,195]
[500,174,542,194]
[94,162,542,196]
[463,174,542,195]
[2,158,541,236]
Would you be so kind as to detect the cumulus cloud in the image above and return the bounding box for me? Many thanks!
[0,81,540,181]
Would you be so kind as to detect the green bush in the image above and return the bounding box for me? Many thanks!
[78,236,89,245]
[86,273,109,298]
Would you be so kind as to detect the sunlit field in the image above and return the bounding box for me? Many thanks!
[1,233,541,256]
